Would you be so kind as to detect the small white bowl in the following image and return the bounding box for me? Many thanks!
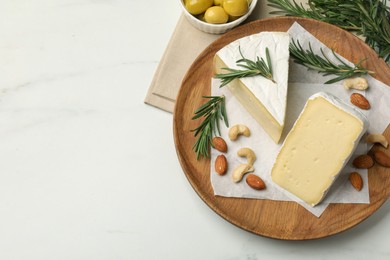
[180,0,258,34]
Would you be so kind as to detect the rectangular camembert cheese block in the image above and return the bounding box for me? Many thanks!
[214,32,290,143]
[271,92,368,206]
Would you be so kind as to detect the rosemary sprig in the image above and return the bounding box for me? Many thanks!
[215,47,275,87]
[191,95,229,160]
[268,0,363,31]
[268,0,326,22]
[289,39,375,84]
[268,0,390,61]
[351,0,390,60]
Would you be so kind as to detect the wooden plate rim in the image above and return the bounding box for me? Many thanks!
[173,16,390,240]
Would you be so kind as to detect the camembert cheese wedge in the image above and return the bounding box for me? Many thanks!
[214,32,290,143]
[271,92,368,206]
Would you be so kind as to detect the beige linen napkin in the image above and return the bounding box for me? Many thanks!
[144,0,279,113]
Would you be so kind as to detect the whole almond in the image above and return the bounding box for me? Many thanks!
[352,154,374,169]
[373,150,390,167]
[349,172,363,191]
[215,154,228,175]
[246,174,266,190]
[212,137,228,153]
[350,93,370,110]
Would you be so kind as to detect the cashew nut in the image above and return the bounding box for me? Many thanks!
[365,133,389,148]
[228,124,250,141]
[343,77,369,90]
[232,164,254,183]
[237,148,256,166]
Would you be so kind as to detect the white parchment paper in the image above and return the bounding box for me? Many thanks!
[210,22,390,217]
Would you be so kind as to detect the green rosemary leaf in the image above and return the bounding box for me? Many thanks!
[191,95,229,160]
[324,74,352,84]
[215,46,275,87]
[220,97,229,126]
[193,98,215,116]
[266,48,273,73]
[289,39,374,84]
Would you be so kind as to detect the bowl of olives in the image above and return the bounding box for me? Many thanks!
[180,0,258,34]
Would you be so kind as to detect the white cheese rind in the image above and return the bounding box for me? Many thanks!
[214,32,290,143]
[309,92,369,126]
[271,92,369,206]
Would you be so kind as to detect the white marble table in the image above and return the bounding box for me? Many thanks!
[1,1,390,259]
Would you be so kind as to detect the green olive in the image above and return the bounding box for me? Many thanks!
[185,0,214,15]
[213,0,224,5]
[223,0,248,17]
[204,6,229,24]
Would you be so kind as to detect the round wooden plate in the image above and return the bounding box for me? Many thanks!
[173,17,390,240]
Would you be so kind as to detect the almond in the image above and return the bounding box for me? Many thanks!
[352,154,374,169]
[215,154,228,175]
[350,93,370,110]
[373,150,390,167]
[349,172,363,191]
[246,174,266,190]
[212,137,228,153]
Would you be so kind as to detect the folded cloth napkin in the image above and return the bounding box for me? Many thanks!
[144,14,219,112]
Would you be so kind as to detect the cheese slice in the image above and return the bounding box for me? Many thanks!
[214,32,290,143]
[271,92,368,206]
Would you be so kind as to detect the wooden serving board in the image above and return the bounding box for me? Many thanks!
[173,17,390,240]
